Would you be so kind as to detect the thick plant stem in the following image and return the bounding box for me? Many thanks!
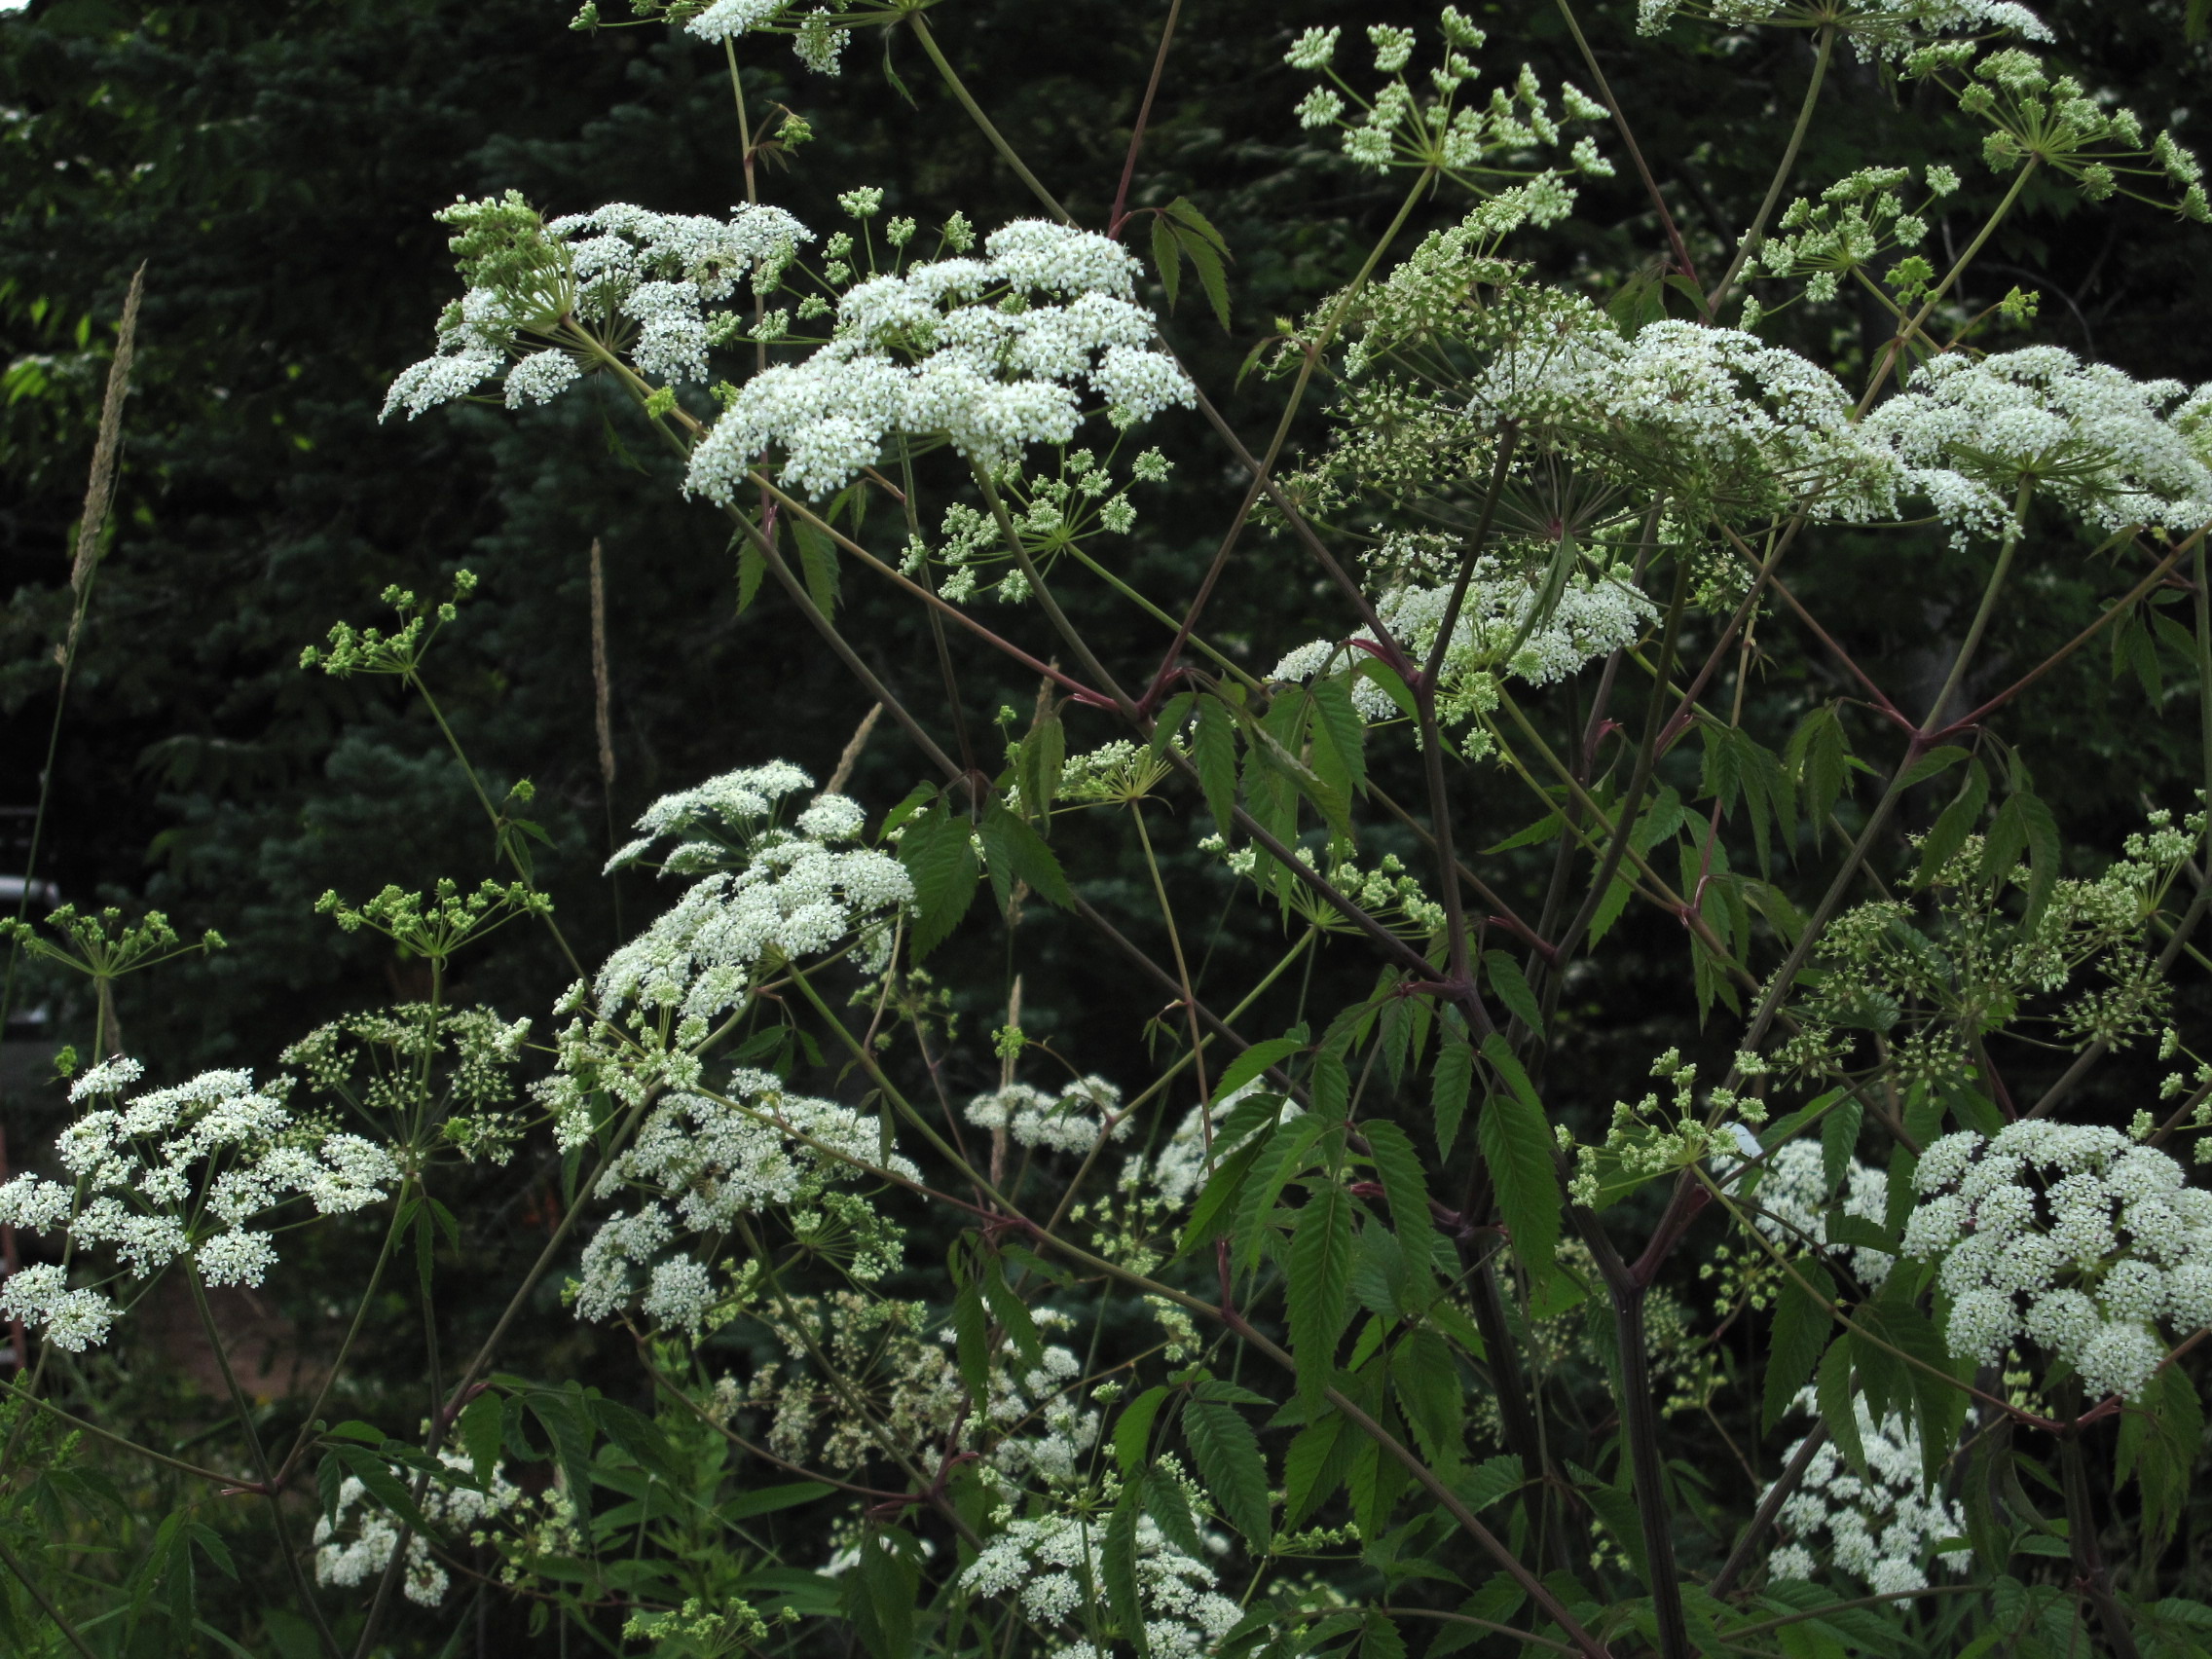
[0,1379,240,1486]
[909,14,1075,225]
[1710,1420,1828,1596]
[2060,1421,2143,1659]
[1706,27,1835,312]
[1106,0,1182,238]
[1414,435,1522,997]
[1605,1276,1691,1659]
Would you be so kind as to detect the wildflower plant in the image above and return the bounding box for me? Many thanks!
[14,2,2212,1658]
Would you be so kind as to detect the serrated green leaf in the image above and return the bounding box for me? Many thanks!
[1482,949,1542,1036]
[952,1263,989,1405]
[1788,705,1852,851]
[1288,1174,1353,1412]
[1150,211,1182,315]
[1911,760,1999,889]
[1162,195,1230,253]
[899,800,978,960]
[1212,1036,1306,1105]
[1186,1400,1272,1549]
[332,1444,439,1537]
[1194,694,1237,835]
[1019,707,1065,826]
[1236,1112,1331,1276]
[979,1256,1045,1370]
[461,1391,503,1487]
[1820,1092,1864,1197]
[1150,690,1196,760]
[527,1387,596,1508]
[792,516,840,618]
[980,794,1074,910]
[1432,1023,1473,1158]
[1486,807,1565,854]
[1176,1129,1271,1259]
[1179,230,1233,332]
[1359,1118,1431,1269]
[1115,1384,1172,1475]
[1105,1480,1147,1653]
[1899,743,1972,791]
[1455,1453,1525,1516]
[1309,673,1367,800]
[736,535,766,614]
[1282,1409,1346,1527]
[1764,1260,1836,1430]
[1477,1036,1561,1294]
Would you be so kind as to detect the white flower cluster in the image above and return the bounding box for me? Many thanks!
[1271,555,1654,733]
[1120,1082,1299,1209]
[966,1076,1131,1155]
[595,763,910,1027]
[0,1062,398,1352]
[314,1450,529,1607]
[383,197,810,419]
[1637,0,2049,58]
[1864,348,2212,540]
[681,0,849,74]
[1470,319,1904,522]
[971,1311,1101,1487]
[961,1510,1241,1659]
[575,1068,921,1330]
[1280,17,1610,180]
[686,220,1194,500]
[1746,1139,1895,1288]
[1766,1388,1969,1593]
[1900,1122,2212,1398]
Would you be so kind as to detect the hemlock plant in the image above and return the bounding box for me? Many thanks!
[8,1,2212,1656]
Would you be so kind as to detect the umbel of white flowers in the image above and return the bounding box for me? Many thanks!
[1635,0,2050,58]
[1864,348,2212,540]
[1765,1387,1971,1594]
[959,1508,1243,1659]
[382,196,812,420]
[1901,1121,2212,1399]
[0,1059,398,1351]
[685,219,1197,501]
[593,760,911,1029]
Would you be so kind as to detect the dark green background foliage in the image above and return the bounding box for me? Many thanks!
[4,0,2212,1651]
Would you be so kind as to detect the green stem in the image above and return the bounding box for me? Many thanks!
[1060,542,1264,693]
[408,674,589,980]
[0,1533,99,1659]
[909,13,1075,225]
[1706,27,1835,312]
[1734,477,2037,1063]
[1861,161,2040,412]
[1128,800,1211,1118]
[0,1378,240,1486]
[185,1266,345,1659]
[779,969,1611,1655]
[275,1202,409,1487]
[975,468,1138,716]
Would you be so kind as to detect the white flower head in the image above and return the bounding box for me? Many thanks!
[1902,1122,2209,1397]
